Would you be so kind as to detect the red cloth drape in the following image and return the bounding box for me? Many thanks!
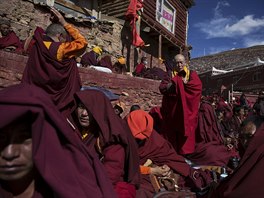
[125,0,145,47]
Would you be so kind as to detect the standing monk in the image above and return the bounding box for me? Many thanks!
[22,7,87,115]
[159,54,202,155]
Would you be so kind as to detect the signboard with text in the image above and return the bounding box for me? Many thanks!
[156,0,176,33]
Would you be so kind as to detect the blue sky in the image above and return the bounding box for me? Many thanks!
[188,0,264,58]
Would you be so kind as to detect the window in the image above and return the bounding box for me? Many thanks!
[156,0,176,33]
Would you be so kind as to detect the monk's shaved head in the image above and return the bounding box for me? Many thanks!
[175,54,185,61]
[46,23,67,39]
[174,54,186,72]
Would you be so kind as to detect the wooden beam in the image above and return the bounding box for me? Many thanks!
[158,35,162,67]
[55,0,91,15]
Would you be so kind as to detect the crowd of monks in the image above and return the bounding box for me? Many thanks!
[1,7,264,198]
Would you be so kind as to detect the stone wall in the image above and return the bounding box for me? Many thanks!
[0,0,167,72]
[0,50,163,117]
[0,0,123,53]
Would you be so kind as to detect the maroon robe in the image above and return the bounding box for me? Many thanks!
[0,84,116,198]
[137,130,192,197]
[98,55,113,70]
[127,110,214,197]
[188,101,239,166]
[80,50,99,66]
[21,28,81,113]
[0,31,23,52]
[159,70,202,154]
[71,89,140,197]
[211,122,264,197]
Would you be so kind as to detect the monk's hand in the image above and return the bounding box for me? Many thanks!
[151,165,170,176]
[50,7,67,26]
[161,165,171,176]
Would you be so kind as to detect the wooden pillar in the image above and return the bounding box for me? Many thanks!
[158,34,162,67]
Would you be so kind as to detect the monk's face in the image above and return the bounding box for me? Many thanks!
[75,103,92,128]
[0,24,11,36]
[174,55,186,72]
[0,119,33,181]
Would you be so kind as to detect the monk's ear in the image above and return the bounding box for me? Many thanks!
[58,33,66,42]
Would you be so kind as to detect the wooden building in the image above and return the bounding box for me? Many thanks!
[100,0,194,71]
[199,63,264,96]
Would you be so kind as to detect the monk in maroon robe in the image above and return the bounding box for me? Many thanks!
[210,117,264,197]
[80,46,102,67]
[188,100,239,167]
[22,8,86,115]
[0,21,23,53]
[69,89,140,198]
[127,110,215,198]
[0,84,116,198]
[98,55,113,70]
[159,54,202,155]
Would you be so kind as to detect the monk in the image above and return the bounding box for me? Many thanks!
[210,116,264,197]
[113,56,127,74]
[0,84,116,198]
[133,57,148,77]
[22,7,87,115]
[98,55,113,70]
[159,54,202,155]
[80,46,102,66]
[127,110,215,198]
[0,20,23,53]
[68,89,140,197]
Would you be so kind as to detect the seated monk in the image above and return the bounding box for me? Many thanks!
[133,57,148,77]
[67,89,140,197]
[0,20,23,53]
[113,56,127,74]
[0,84,116,198]
[81,46,102,67]
[98,54,113,70]
[210,116,264,197]
[127,110,216,198]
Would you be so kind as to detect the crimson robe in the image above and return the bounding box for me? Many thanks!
[159,71,202,154]
[125,0,145,47]
[0,84,116,198]
[21,28,81,113]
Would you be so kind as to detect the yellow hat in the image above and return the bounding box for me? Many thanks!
[92,46,103,55]
[118,57,126,65]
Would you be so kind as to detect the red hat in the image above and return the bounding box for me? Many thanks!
[127,110,153,140]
